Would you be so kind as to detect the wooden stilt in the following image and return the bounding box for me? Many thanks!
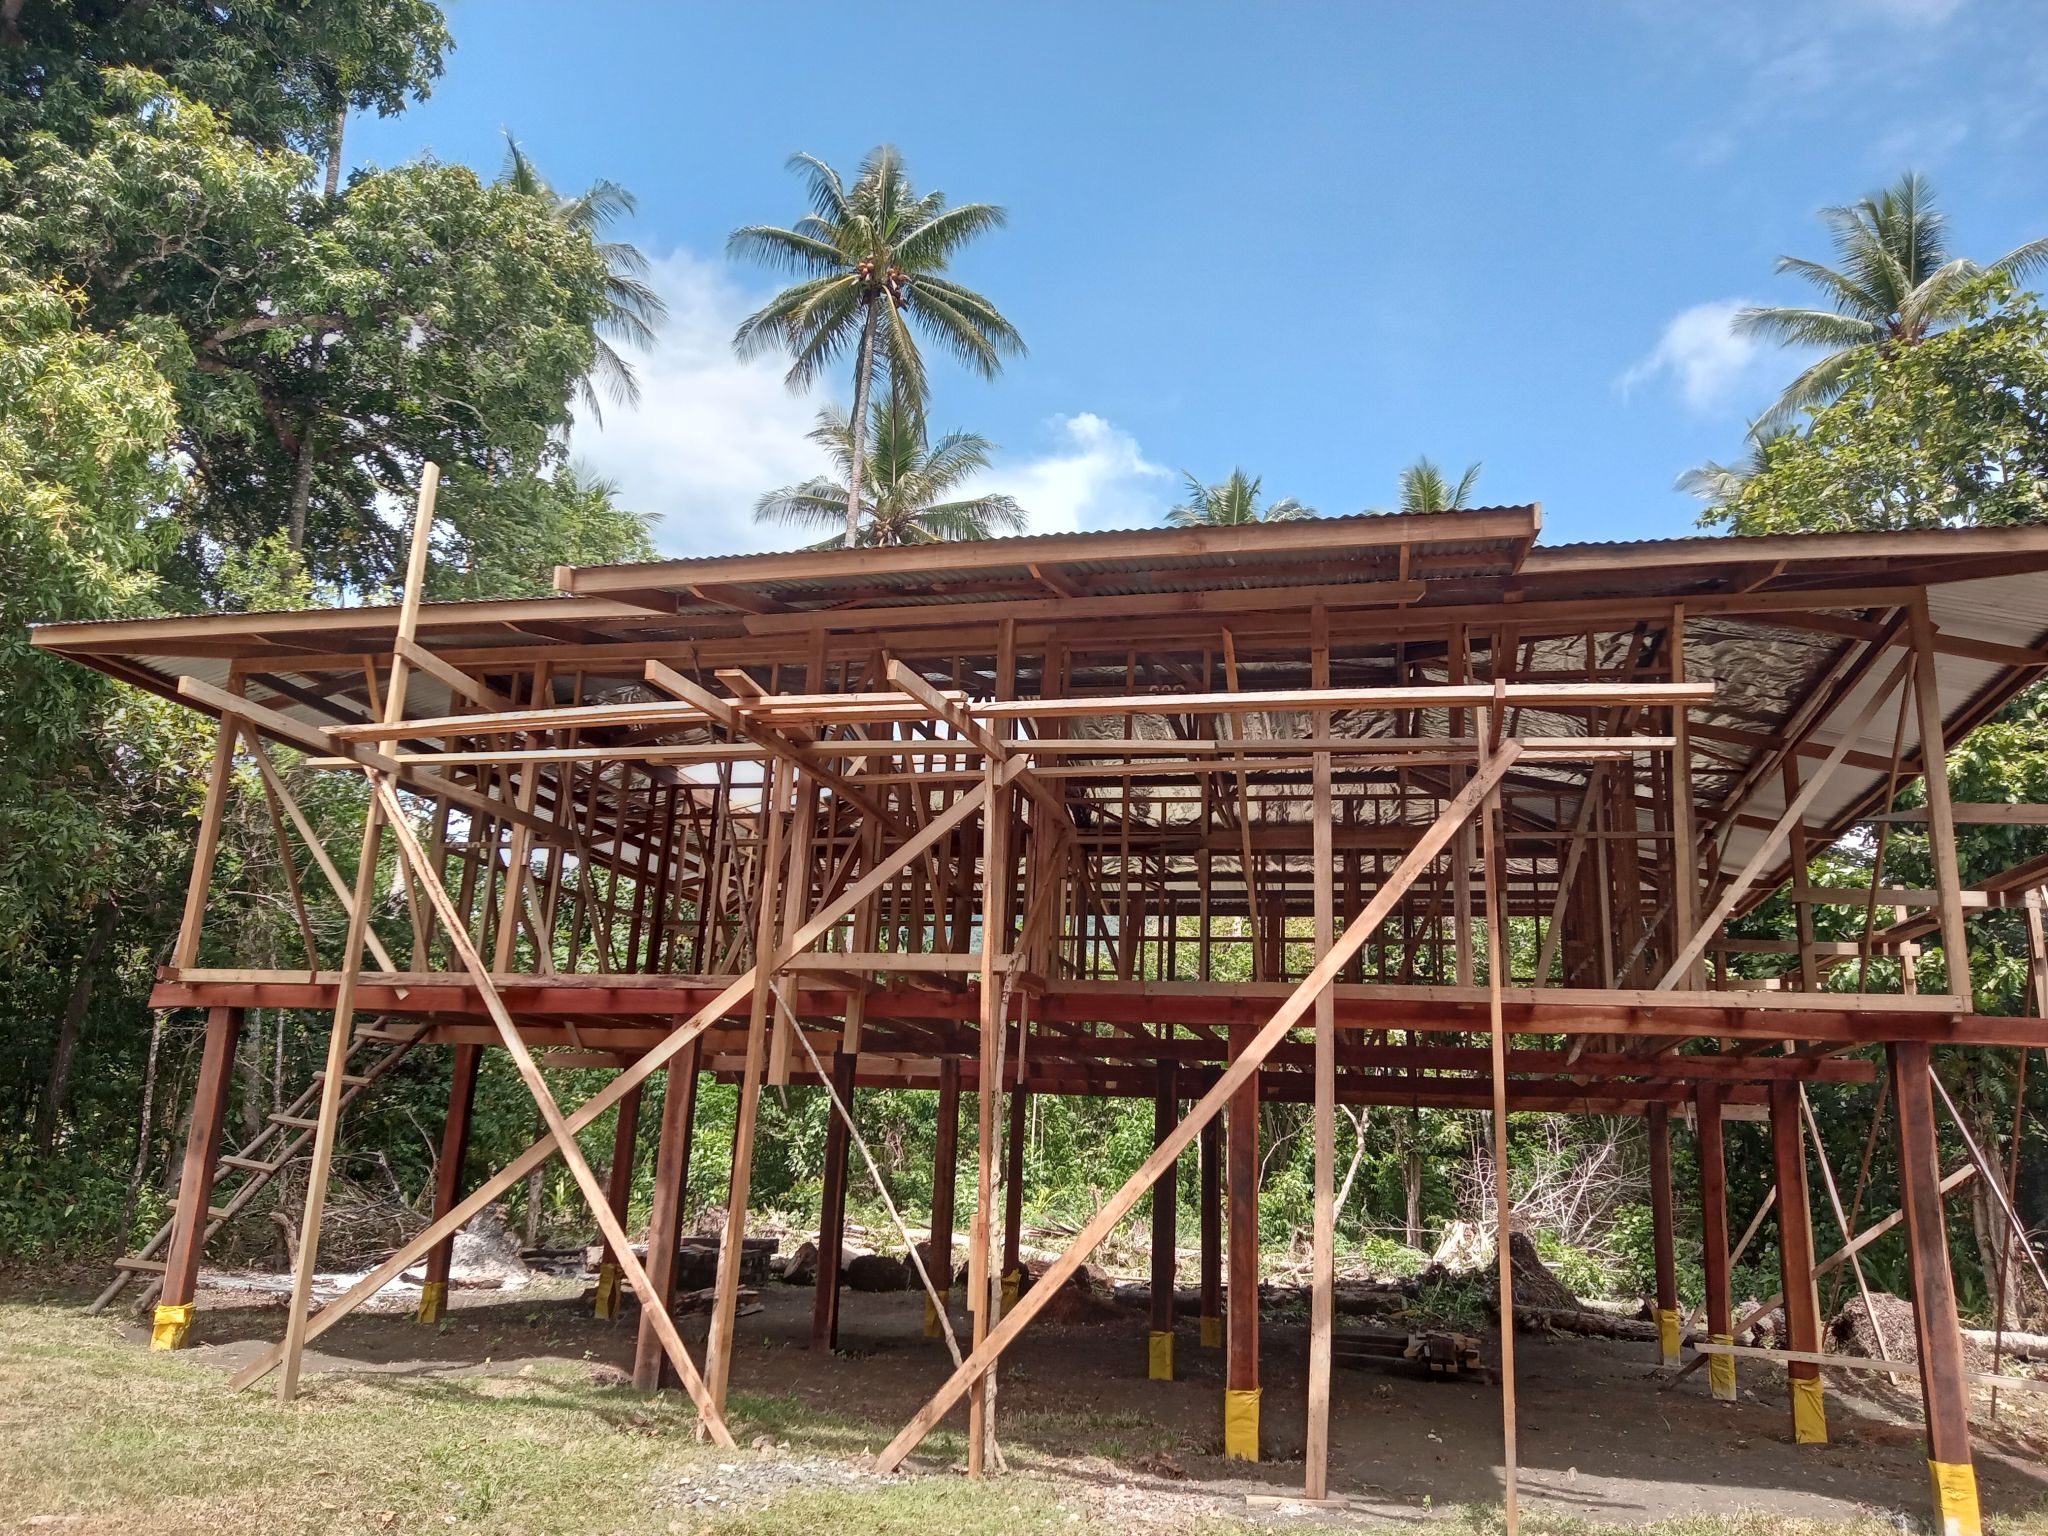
[634,1040,700,1391]
[1148,1060,1178,1381]
[1199,1114,1222,1348]
[153,1007,243,1350]
[1225,1015,1261,1462]
[1001,1085,1027,1315]
[593,1084,644,1319]
[1770,1080,1827,1444]
[811,1049,856,1350]
[1696,1084,1737,1402]
[1647,1101,1681,1366]
[417,1043,482,1325]
[967,772,1013,1477]
[1479,715,1521,1536]
[1891,1041,1981,1536]
[929,1059,961,1335]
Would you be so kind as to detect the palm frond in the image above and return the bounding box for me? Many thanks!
[1732,305,1887,349]
[894,202,1010,272]
[1748,347,1869,439]
[1988,235,2048,283]
[726,223,847,276]
[755,479,855,527]
[786,151,851,224]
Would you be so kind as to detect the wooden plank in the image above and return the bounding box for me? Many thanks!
[976,682,1714,720]
[158,1008,243,1312]
[1771,1080,1826,1443]
[1305,610,1335,1497]
[872,743,1522,1472]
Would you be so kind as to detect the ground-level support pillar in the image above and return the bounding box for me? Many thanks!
[593,1083,644,1319]
[1695,1084,1736,1402]
[1225,1018,1260,1460]
[1891,1041,1982,1536]
[1647,1101,1681,1366]
[927,1059,960,1336]
[812,1050,857,1350]
[1001,1085,1027,1316]
[1199,1113,1222,1348]
[417,1043,483,1325]
[634,1039,701,1391]
[1149,1061,1178,1380]
[155,1006,243,1350]
[1770,1080,1827,1444]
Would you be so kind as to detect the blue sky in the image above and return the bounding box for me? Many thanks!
[350,0,2048,557]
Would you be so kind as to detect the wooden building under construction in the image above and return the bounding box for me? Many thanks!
[33,486,2048,1531]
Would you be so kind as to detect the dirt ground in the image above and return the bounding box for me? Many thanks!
[131,1266,2048,1530]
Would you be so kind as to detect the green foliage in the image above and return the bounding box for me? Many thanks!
[1167,467,1314,526]
[756,391,1026,547]
[1712,278,2048,536]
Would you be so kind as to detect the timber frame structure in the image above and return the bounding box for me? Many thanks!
[34,480,2048,1529]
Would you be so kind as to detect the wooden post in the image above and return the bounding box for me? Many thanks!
[705,757,793,1421]
[1480,709,1520,1536]
[1306,608,1336,1499]
[1148,1061,1178,1381]
[967,772,1012,1477]
[1648,1101,1681,1366]
[634,1039,700,1391]
[1199,1114,1222,1349]
[592,1085,644,1320]
[1770,1080,1827,1444]
[1668,606,1704,988]
[1225,1016,1260,1461]
[416,1043,482,1325]
[1890,1041,1981,1536]
[811,1049,856,1350]
[1001,1086,1027,1316]
[1696,1084,1737,1402]
[928,1058,961,1335]
[153,1007,243,1350]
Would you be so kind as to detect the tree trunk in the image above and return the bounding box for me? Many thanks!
[115,1008,166,1251]
[843,302,881,548]
[1404,1107,1423,1249]
[324,106,346,200]
[287,417,318,551]
[34,902,117,1151]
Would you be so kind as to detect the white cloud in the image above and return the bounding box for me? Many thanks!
[973,412,1171,537]
[1620,299,1765,413]
[571,249,831,558]
[573,247,1172,554]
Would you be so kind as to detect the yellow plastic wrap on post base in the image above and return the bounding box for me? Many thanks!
[150,1302,194,1352]
[1000,1269,1020,1317]
[1707,1333,1737,1401]
[924,1288,950,1338]
[1790,1373,1828,1444]
[1928,1459,1982,1536]
[1656,1307,1682,1367]
[1147,1330,1174,1381]
[416,1280,448,1325]
[1200,1313,1222,1349]
[592,1261,622,1321]
[1223,1387,1261,1462]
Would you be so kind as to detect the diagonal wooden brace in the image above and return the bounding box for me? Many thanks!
[873,741,1522,1472]
[372,778,735,1443]
[225,763,1010,1396]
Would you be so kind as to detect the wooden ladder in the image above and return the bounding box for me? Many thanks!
[88,1017,434,1315]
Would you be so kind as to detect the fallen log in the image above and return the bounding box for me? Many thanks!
[1512,1305,1665,1342]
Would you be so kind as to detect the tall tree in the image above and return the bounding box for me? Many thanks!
[1394,456,1482,513]
[730,147,1024,548]
[756,392,1025,547]
[1736,172,2048,436]
[499,134,667,420]
[1167,468,1313,526]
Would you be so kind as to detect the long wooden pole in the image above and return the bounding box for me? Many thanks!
[276,462,439,1401]
[1480,697,1520,1535]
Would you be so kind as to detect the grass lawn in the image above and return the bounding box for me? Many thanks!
[0,1281,2034,1536]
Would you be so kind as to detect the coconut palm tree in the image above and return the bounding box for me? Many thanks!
[1167,469,1313,526]
[1736,172,2048,437]
[1395,457,1482,513]
[730,147,1025,547]
[500,135,668,421]
[1675,427,1787,508]
[755,392,1025,548]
